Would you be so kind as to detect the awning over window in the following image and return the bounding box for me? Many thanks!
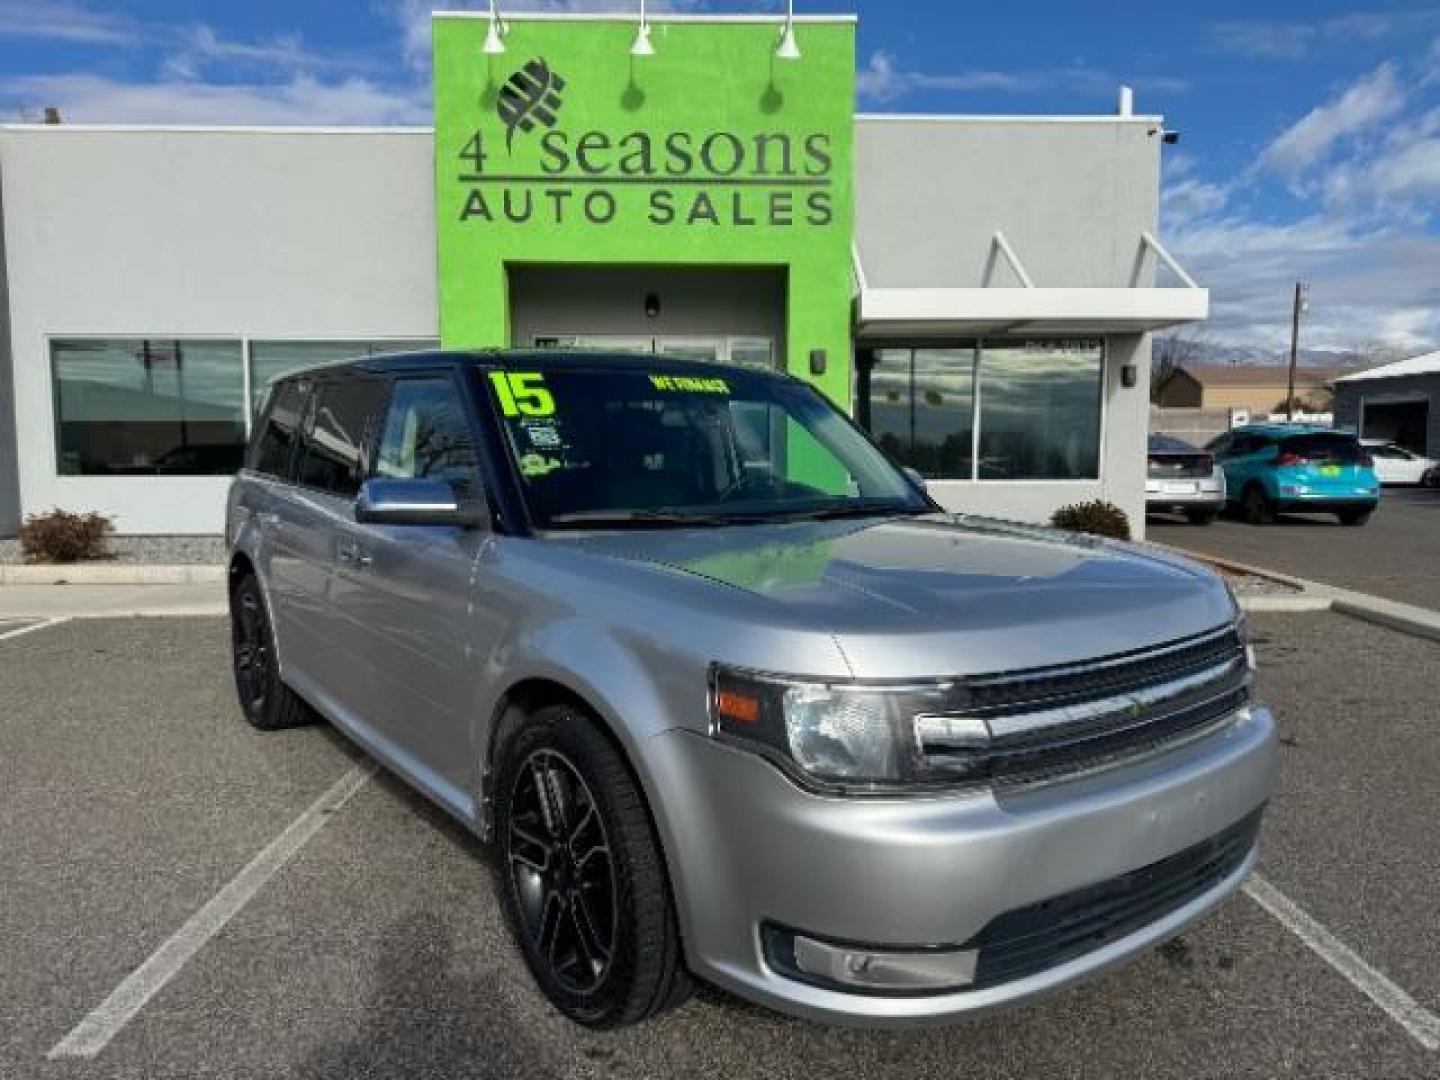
[854,232,1209,339]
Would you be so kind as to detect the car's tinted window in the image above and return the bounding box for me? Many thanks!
[251,379,308,480]
[1368,444,1410,460]
[297,378,386,497]
[1148,434,1199,454]
[374,376,481,498]
[1281,433,1365,464]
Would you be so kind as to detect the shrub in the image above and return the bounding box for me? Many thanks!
[1051,500,1131,541]
[18,509,115,563]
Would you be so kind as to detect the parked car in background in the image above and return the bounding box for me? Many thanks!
[1361,440,1436,486]
[1146,435,1226,524]
[1207,425,1379,526]
[227,351,1275,1029]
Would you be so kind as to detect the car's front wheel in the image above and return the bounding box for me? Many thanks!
[495,706,690,1027]
[230,574,313,730]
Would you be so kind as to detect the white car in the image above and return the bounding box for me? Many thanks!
[1361,440,1436,485]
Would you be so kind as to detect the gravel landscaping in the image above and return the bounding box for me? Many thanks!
[0,535,227,566]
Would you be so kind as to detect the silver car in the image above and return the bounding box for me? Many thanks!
[227,352,1275,1029]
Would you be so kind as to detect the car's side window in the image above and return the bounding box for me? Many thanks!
[297,378,387,499]
[374,376,482,498]
[250,379,310,481]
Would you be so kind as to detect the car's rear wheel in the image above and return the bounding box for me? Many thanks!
[230,574,313,730]
[1185,509,1218,525]
[496,706,690,1027]
[1337,509,1372,527]
[1242,485,1276,525]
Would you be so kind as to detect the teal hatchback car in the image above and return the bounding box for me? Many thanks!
[1206,425,1379,526]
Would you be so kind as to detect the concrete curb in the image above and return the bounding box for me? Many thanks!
[0,564,226,586]
[1162,548,1440,644]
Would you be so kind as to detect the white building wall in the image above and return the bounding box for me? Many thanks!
[0,127,439,534]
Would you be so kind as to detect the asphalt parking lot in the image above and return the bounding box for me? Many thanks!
[4,614,1439,1079]
[1151,486,1440,611]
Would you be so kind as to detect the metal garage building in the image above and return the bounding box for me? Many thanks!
[1333,351,1440,459]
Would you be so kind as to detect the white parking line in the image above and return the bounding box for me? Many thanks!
[0,617,72,642]
[47,762,376,1059]
[1245,873,1440,1051]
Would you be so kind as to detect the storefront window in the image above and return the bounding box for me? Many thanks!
[249,340,438,411]
[978,341,1102,480]
[860,340,1103,481]
[53,339,246,476]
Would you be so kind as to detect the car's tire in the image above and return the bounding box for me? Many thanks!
[495,705,691,1028]
[230,574,313,731]
[1337,509,1372,527]
[1185,509,1218,525]
[1242,485,1276,526]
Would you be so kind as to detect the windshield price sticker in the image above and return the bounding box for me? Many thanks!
[490,371,556,418]
[649,375,730,395]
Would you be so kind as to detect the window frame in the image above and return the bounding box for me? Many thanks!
[856,336,1108,484]
[48,334,249,480]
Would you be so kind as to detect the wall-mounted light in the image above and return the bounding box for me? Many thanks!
[483,0,507,55]
[776,0,801,60]
[631,0,655,56]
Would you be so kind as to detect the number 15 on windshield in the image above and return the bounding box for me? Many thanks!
[489,372,556,418]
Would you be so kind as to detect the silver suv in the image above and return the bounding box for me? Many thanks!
[227,352,1275,1029]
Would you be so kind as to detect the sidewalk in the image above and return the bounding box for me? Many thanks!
[0,582,226,620]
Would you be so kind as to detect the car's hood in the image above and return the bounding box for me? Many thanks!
[562,514,1236,677]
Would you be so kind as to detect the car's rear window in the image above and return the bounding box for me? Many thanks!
[1281,433,1364,463]
[1148,435,1200,454]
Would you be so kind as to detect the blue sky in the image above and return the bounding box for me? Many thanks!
[2,1,1438,357]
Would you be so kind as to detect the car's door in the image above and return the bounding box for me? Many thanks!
[258,378,336,681]
[329,371,497,803]
[285,374,389,714]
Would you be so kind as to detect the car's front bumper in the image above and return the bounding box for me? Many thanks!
[643,705,1276,1027]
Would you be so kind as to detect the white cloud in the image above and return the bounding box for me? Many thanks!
[857,50,1036,105]
[1259,62,1406,175]
[0,0,140,45]
[1162,177,1230,229]
[1,72,431,126]
[1210,11,1440,60]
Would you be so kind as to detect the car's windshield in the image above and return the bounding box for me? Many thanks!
[484,364,930,528]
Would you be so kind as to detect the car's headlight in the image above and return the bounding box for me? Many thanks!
[709,666,988,790]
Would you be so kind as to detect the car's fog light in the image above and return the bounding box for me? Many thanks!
[763,925,977,993]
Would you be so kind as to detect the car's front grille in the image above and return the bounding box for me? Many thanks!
[920,627,1251,788]
[967,808,1263,989]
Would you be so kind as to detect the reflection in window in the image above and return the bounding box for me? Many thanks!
[53,339,246,476]
[249,340,438,412]
[861,340,1103,481]
[978,341,1102,480]
[375,378,481,497]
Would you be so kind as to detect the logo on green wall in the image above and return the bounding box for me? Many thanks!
[457,60,836,231]
[497,58,567,151]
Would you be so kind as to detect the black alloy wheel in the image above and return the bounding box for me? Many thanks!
[230,575,312,730]
[507,748,617,996]
[496,707,690,1027]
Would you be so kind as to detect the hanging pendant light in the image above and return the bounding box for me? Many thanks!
[776,0,800,60]
[483,0,507,55]
[631,0,655,56]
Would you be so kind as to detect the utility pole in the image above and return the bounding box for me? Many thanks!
[1285,282,1308,421]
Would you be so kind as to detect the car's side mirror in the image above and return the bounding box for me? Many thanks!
[902,466,928,494]
[356,478,487,529]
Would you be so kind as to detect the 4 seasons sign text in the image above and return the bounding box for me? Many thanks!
[457,57,837,230]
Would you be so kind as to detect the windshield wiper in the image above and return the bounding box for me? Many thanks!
[768,503,929,522]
